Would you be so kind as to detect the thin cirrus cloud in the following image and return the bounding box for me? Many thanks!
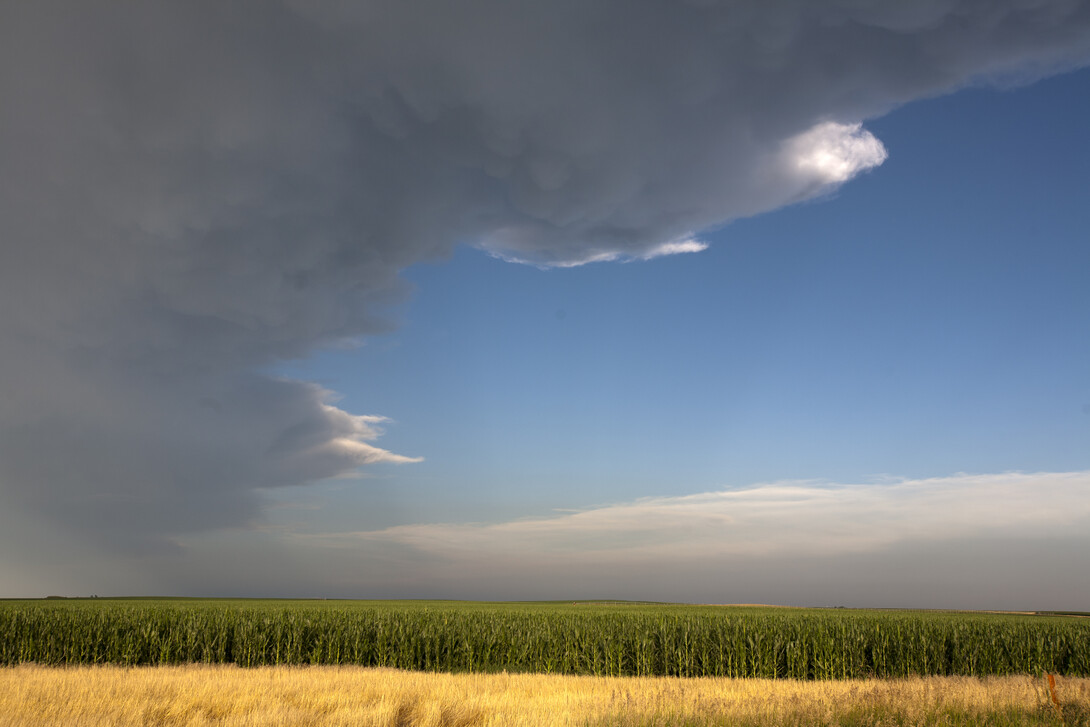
[493,235,712,267]
[1,1,1090,561]
[309,471,1090,564]
[236,470,1090,606]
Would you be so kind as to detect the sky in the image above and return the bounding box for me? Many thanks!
[1,1,1089,609]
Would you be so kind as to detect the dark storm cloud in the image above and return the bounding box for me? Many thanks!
[2,0,1089,555]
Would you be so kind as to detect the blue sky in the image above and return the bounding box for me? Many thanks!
[275,67,1090,533]
[2,1,1089,607]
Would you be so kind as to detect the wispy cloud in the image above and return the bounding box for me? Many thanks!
[311,471,1090,564]
[638,237,710,261]
[314,407,424,466]
[489,235,710,267]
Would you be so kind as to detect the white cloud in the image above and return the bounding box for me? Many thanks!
[486,234,709,267]
[786,121,889,187]
[638,237,711,261]
[316,407,424,465]
[317,471,1090,563]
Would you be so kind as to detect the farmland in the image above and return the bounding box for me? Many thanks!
[4,665,1089,726]
[2,599,1088,679]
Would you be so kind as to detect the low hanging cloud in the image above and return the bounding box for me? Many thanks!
[2,1,1090,553]
[273,471,1090,606]
[311,471,1090,562]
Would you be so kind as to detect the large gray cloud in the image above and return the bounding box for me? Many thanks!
[2,0,1090,554]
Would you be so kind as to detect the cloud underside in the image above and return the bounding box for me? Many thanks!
[1,1,1090,551]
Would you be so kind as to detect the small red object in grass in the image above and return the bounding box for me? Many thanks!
[1047,673,1065,724]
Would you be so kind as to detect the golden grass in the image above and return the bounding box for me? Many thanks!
[1,665,1087,727]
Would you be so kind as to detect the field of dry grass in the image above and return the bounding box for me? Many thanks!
[2,665,1088,727]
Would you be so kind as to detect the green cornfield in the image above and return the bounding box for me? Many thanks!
[2,599,1087,679]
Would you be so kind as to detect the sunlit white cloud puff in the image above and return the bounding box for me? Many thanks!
[787,122,889,187]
